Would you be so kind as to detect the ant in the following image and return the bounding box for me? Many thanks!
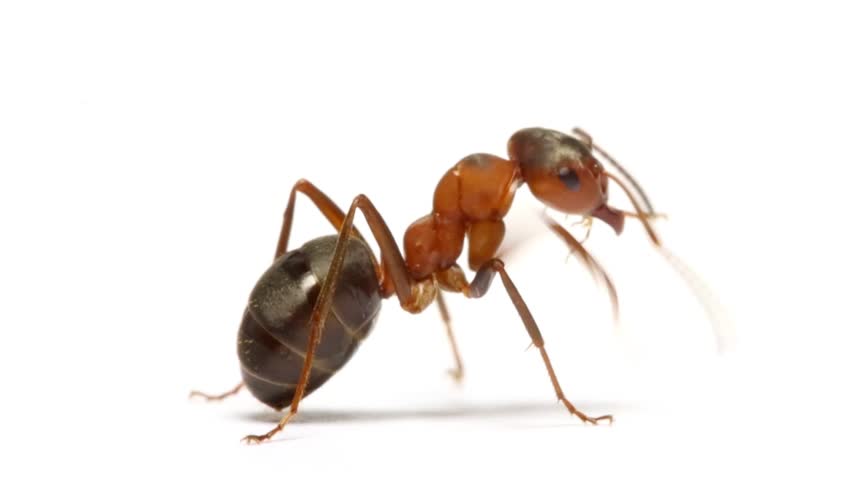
[191,127,713,444]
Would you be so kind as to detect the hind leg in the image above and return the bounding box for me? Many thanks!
[190,180,374,404]
[189,382,243,402]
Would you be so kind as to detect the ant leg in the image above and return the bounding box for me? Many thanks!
[275,178,387,291]
[189,382,244,402]
[276,180,432,302]
[544,218,619,324]
[275,179,368,260]
[243,195,429,444]
[445,261,612,425]
[190,181,372,406]
[568,216,593,245]
[436,290,464,383]
[623,211,667,221]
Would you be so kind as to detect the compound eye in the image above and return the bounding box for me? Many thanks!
[557,167,581,191]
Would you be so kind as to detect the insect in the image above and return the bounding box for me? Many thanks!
[191,127,712,444]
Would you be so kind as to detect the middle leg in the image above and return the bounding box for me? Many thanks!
[436,290,464,383]
[440,262,613,425]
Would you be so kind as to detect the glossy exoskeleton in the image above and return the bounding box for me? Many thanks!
[192,126,720,445]
[237,235,380,410]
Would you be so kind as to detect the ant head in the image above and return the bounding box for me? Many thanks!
[508,128,624,234]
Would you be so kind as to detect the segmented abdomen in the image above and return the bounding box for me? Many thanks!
[237,236,381,410]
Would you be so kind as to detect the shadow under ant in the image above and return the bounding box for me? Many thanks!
[233,400,635,425]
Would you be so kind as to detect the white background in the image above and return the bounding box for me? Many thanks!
[2,1,850,478]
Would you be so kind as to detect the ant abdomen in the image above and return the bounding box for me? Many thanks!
[237,236,382,410]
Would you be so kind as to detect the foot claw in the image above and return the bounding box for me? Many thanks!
[189,391,226,402]
[188,384,243,402]
[587,414,614,425]
[188,390,214,401]
[241,434,268,445]
[446,369,464,384]
[573,410,614,425]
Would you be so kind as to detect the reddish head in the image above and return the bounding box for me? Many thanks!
[508,127,624,234]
